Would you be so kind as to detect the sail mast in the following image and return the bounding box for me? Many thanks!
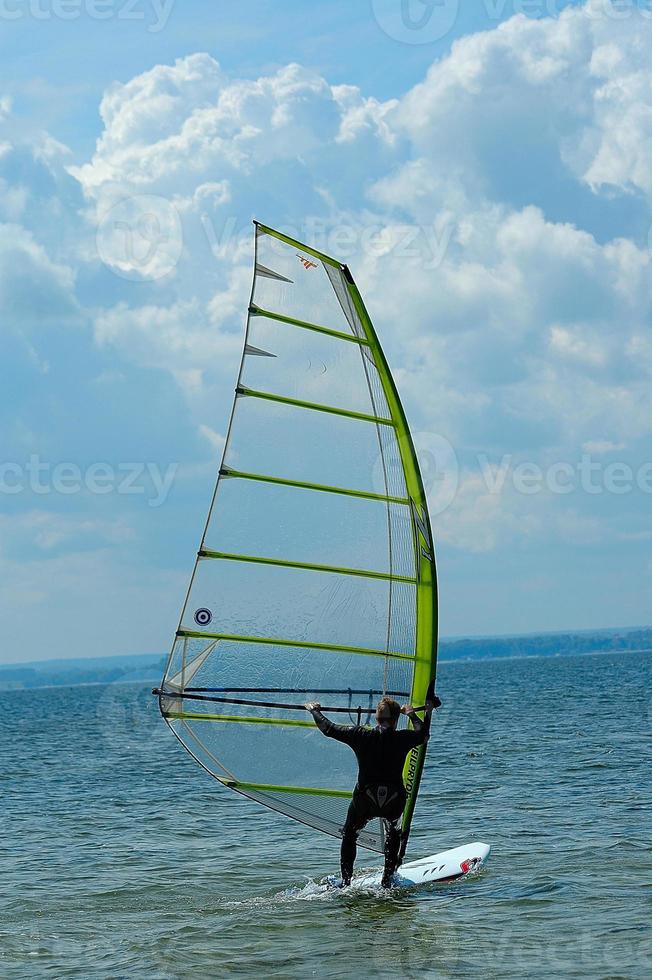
[340,266,438,856]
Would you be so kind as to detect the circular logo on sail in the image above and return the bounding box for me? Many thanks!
[194,608,213,627]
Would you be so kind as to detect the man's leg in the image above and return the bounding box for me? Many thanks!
[340,795,368,886]
[381,819,402,888]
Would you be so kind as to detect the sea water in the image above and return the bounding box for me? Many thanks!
[3,651,651,979]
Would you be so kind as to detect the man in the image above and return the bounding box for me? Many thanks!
[306,694,440,888]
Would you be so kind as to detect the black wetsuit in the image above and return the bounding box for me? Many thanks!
[313,712,429,885]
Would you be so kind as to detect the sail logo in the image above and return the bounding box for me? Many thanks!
[411,499,433,560]
[194,608,212,627]
[404,746,420,797]
[296,254,317,270]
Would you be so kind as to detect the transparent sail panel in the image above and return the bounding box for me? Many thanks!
[239,787,383,851]
[158,223,437,854]
[204,479,413,578]
[254,230,355,336]
[243,313,378,415]
[224,396,401,497]
[165,637,413,714]
[180,560,416,655]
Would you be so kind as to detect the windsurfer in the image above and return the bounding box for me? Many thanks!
[306,695,440,887]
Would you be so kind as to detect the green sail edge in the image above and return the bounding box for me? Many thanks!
[343,267,439,854]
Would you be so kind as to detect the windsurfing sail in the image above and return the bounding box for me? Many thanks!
[155,222,438,855]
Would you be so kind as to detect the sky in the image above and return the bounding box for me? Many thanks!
[1,0,652,664]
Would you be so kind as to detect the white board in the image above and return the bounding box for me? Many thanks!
[344,841,491,890]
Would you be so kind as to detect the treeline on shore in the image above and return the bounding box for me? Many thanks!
[1,627,650,690]
[439,627,652,661]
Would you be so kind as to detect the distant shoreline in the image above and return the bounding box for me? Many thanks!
[439,646,652,664]
[1,628,650,692]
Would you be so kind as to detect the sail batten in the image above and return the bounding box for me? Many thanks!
[220,466,410,504]
[157,221,438,855]
[175,630,416,661]
[249,304,372,346]
[165,712,316,728]
[236,385,395,426]
[219,780,354,799]
[198,549,417,584]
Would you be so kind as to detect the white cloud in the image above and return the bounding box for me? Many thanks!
[173,180,231,214]
[94,297,243,389]
[392,3,652,205]
[0,222,80,332]
[549,325,608,367]
[434,470,542,553]
[30,7,652,481]
[582,439,626,454]
[71,55,346,206]
[199,424,226,455]
[0,511,134,554]
[332,85,399,145]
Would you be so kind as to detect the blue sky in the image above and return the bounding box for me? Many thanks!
[2,0,652,663]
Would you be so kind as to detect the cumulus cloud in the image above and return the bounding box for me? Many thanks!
[94,297,243,390]
[71,55,344,202]
[0,511,134,555]
[332,85,399,145]
[436,470,541,553]
[393,2,652,207]
[0,223,80,333]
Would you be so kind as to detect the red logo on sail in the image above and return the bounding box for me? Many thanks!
[297,254,317,270]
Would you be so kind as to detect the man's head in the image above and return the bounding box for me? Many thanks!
[376,697,401,731]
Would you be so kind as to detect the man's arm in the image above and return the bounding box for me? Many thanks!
[305,702,357,743]
[306,701,330,733]
[400,695,442,741]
